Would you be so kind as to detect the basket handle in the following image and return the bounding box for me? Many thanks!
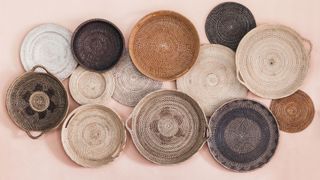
[125,114,133,134]
[236,70,247,86]
[301,38,312,57]
[31,65,54,77]
[26,131,45,139]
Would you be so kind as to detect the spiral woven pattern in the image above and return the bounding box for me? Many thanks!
[205,2,256,51]
[112,52,162,107]
[61,104,126,167]
[69,66,115,105]
[270,90,314,133]
[129,11,200,81]
[6,70,68,132]
[129,90,208,164]
[208,99,279,171]
[236,24,310,99]
[72,19,124,71]
[177,44,247,117]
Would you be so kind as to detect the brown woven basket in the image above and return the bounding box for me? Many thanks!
[129,10,200,81]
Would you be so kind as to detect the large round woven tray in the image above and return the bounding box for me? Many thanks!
[177,44,247,117]
[270,90,315,133]
[6,65,68,139]
[208,99,279,172]
[236,24,311,99]
[129,10,200,81]
[61,104,126,167]
[126,90,208,165]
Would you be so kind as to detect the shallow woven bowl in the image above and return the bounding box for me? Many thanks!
[129,10,200,81]
[6,65,68,139]
[236,24,311,99]
[61,104,126,167]
[126,90,208,165]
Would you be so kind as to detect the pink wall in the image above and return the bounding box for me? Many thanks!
[0,0,319,179]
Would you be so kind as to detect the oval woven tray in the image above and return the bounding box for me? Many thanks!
[236,24,311,99]
[129,10,200,81]
[61,104,126,167]
[205,2,256,51]
[112,52,162,107]
[208,99,279,172]
[6,65,68,139]
[177,44,247,117]
[126,90,208,165]
[69,66,115,105]
[270,90,315,133]
[72,19,124,71]
[20,23,77,80]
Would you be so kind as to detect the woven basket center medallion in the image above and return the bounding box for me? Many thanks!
[83,123,107,146]
[79,72,106,99]
[157,117,180,137]
[206,73,219,86]
[29,91,50,112]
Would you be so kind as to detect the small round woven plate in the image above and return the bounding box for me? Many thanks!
[61,104,126,167]
[6,65,68,139]
[126,90,208,165]
[208,99,279,172]
[236,24,311,99]
[177,44,247,117]
[205,2,256,51]
[270,90,315,133]
[129,10,200,81]
[72,19,124,71]
[20,23,78,80]
[69,66,115,105]
[112,52,162,107]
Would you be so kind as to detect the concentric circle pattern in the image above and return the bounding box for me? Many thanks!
[69,66,115,105]
[177,44,247,117]
[129,11,200,81]
[61,104,126,167]
[129,90,208,164]
[208,99,279,171]
[20,24,78,80]
[270,90,315,133]
[112,52,162,106]
[72,19,124,71]
[236,24,310,99]
[205,2,256,51]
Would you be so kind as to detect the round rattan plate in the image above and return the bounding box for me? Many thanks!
[270,90,315,133]
[205,2,256,51]
[236,24,311,99]
[127,90,208,165]
[208,99,279,172]
[72,19,124,71]
[20,23,77,80]
[177,44,247,117]
[69,66,115,105]
[129,10,200,81]
[6,65,68,139]
[112,52,162,107]
[61,104,126,167]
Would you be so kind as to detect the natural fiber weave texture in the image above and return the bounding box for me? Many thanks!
[20,24,77,80]
[6,66,68,139]
[72,19,124,71]
[61,104,126,167]
[112,52,162,107]
[177,44,247,117]
[205,2,256,51]
[270,90,314,133]
[236,24,311,99]
[208,99,279,172]
[69,66,115,105]
[127,90,208,165]
[129,10,200,81]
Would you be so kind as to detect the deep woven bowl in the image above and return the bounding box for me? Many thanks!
[126,90,208,165]
[208,99,279,172]
[61,104,126,167]
[129,10,200,81]
[270,90,315,133]
[6,65,68,139]
[71,19,124,71]
[236,24,311,99]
